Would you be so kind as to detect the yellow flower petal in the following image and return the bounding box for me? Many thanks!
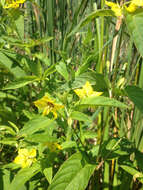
[34,95,64,119]
[74,81,103,99]
[3,0,26,8]
[28,149,37,158]
[74,89,86,98]
[14,155,25,166]
[105,1,122,17]
[43,107,50,116]
[55,143,62,150]
[125,3,137,12]
[105,1,117,7]
[92,91,103,97]
[18,148,29,156]
[83,81,94,96]
[45,142,62,152]
[131,0,143,6]
[51,110,58,119]
[13,148,37,168]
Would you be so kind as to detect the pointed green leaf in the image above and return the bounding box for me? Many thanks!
[76,96,128,109]
[3,76,38,90]
[19,116,56,136]
[2,169,11,190]
[70,111,91,122]
[72,72,108,91]
[44,167,53,184]
[0,52,25,77]
[15,15,24,40]
[61,141,77,149]
[125,85,143,114]
[0,92,18,100]
[56,62,69,81]
[25,131,56,143]
[48,153,96,190]
[10,164,40,190]
[120,165,143,183]
[125,12,143,57]
[68,9,114,38]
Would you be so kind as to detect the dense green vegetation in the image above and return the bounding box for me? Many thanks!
[1,0,143,189]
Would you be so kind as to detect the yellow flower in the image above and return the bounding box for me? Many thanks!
[14,148,37,168]
[105,0,140,15]
[105,1,123,16]
[45,142,62,152]
[125,2,137,12]
[3,0,26,8]
[34,95,64,119]
[74,81,103,99]
[131,0,143,6]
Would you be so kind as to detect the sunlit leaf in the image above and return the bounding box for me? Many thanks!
[48,153,96,190]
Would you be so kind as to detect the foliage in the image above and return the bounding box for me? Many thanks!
[1,0,143,190]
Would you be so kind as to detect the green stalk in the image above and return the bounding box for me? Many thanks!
[113,160,120,190]
[46,0,55,65]
[103,107,110,190]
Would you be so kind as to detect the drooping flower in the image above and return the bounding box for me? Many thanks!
[14,148,37,168]
[34,95,64,119]
[74,81,103,99]
[105,1,123,16]
[44,142,62,152]
[3,0,26,9]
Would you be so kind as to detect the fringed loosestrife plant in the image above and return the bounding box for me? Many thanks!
[74,81,103,99]
[34,95,64,119]
[14,148,37,168]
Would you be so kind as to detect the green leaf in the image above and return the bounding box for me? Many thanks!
[10,164,40,190]
[75,55,95,76]
[3,76,38,90]
[34,61,43,77]
[100,138,134,159]
[48,153,96,190]
[0,91,18,100]
[56,62,69,81]
[135,150,143,172]
[0,138,17,146]
[61,141,77,149]
[26,59,42,76]
[2,169,11,190]
[2,37,53,48]
[120,165,143,183]
[72,72,108,91]
[68,9,114,38]
[70,111,91,122]
[15,15,24,40]
[125,85,143,114]
[0,52,25,77]
[125,12,143,57]
[0,125,16,136]
[43,167,53,184]
[76,96,128,109]
[25,131,56,143]
[83,131,97,139]
[19,116,56,136]
[43,65,56,78]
